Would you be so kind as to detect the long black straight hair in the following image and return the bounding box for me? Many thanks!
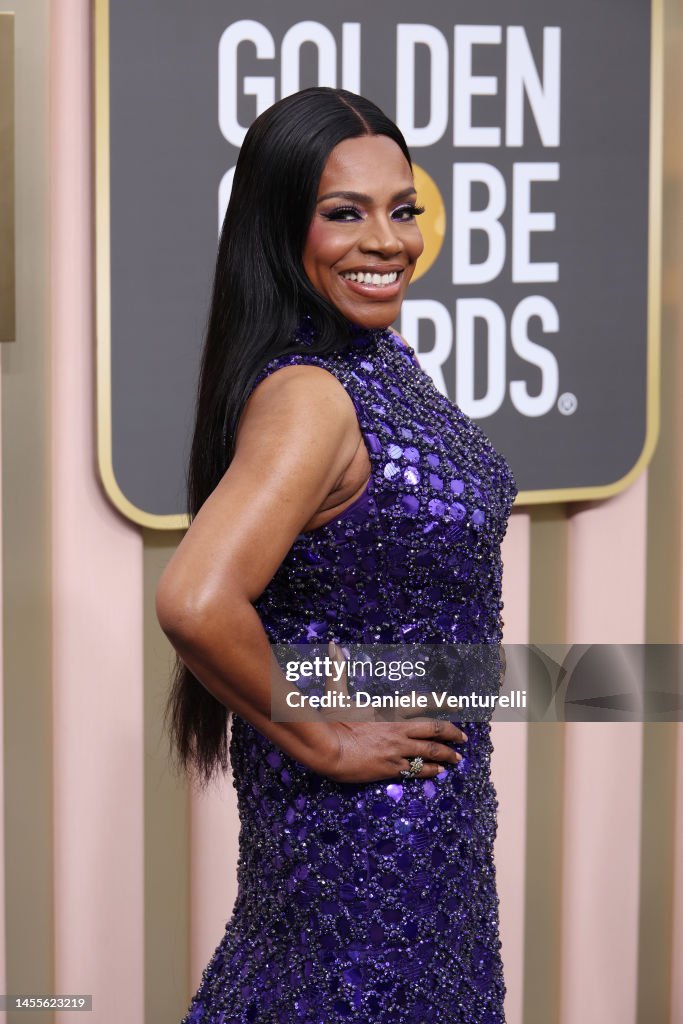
[166,87,413,785]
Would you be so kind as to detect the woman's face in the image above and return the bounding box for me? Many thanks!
[302,135,424,329]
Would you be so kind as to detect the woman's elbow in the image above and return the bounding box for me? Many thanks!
[154,566,213,639]
[155,570,243,643]
[155,578,196,641]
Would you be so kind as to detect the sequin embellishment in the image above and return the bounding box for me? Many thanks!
[181,324,518,1024]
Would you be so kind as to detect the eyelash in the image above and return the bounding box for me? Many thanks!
[321,204,426,223]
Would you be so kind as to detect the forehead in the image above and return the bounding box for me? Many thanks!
[317,136,414,196]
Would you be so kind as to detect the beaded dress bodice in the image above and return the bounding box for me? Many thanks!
[181,325,518,1024]
[250,327,515,648]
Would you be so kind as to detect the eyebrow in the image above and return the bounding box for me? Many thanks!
[316,187,417,205]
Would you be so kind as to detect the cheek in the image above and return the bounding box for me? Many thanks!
[303,221,348,281]
[411,227,425,260]
[303,222,330,278]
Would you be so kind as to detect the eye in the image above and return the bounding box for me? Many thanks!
[392,204,426,221]
[321,206,363,222]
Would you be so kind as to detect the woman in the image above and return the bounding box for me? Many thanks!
[156,87,517,1024]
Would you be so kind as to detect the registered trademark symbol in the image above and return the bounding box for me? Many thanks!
[558,392,577,415]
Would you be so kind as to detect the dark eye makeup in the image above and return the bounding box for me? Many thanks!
[321,203,426,222]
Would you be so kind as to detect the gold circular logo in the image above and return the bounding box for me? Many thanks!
[411,163,446,283]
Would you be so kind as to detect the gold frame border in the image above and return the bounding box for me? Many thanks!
[94,0,663,529]
[95,0,182,528]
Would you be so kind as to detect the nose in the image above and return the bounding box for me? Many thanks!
[358,213,405,257]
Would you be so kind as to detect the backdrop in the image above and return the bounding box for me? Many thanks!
[1,2,681,1024]
[97,0,658,525]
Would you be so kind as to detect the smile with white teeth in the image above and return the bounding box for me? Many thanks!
[340,270,400,287]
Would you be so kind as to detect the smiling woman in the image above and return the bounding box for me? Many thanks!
[156,86,517,1024]
[303,135,424,327]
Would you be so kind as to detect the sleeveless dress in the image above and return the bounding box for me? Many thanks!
[181,323,518,1024]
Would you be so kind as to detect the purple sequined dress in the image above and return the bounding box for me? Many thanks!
[181,324,517,1024]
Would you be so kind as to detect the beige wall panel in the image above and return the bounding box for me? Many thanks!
[1,2,53,1020]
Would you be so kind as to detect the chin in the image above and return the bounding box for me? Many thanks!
[362,316,395,330]
[346,305,400,331]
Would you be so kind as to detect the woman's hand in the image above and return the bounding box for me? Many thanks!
[312,642,468,784]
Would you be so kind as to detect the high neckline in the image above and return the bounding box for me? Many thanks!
[346,324,389,350]
[294,314,390,352]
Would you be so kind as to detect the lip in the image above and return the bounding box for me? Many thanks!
[337,267,406,300]
[338,266,406,275]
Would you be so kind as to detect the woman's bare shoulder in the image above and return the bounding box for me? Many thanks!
[156,365,363,620]
[238,362,358,442]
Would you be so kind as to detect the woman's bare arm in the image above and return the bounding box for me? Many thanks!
[155,364,362,771]
[156,363,467,780]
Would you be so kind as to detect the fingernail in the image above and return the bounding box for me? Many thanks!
[436,764,446,773]
[461,732,468,742]
[455,752,463,761]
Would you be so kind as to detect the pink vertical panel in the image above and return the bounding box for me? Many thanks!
[51,2,145,1022]
[561,477,647,1024]
[0,349,6,994]
[672,420,683,1023]
[671,211,683,1022]
[492,512,530,1024]
[672,720,683,1024]
[190,780,240,985]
